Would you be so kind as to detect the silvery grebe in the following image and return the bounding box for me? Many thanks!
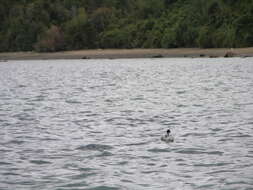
[161,129,174,143]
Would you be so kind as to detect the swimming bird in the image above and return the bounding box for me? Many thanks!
[161,129,174,143]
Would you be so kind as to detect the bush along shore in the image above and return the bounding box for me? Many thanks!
[0,0,253,53]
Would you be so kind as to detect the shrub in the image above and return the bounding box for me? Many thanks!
[35,25,65,52]
[212,25,236,48]
[100,28,130,48]
[197,26,214,48]
[161,27,177,48]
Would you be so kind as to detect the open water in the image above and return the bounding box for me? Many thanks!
[0,58,253,190]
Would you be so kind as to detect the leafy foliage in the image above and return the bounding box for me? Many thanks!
[34,25,65,52]
[0,0,252,52]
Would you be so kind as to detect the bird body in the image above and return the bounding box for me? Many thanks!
[161,129,174,143]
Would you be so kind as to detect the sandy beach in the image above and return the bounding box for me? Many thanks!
[0,48,253,60]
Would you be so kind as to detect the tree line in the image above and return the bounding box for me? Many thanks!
[0,0,252,52]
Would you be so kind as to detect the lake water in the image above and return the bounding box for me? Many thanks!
[0,58,253,190]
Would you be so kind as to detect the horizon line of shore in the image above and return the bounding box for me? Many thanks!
[1,48,253,61]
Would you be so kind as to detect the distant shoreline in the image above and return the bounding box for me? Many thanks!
[1,48,253,60]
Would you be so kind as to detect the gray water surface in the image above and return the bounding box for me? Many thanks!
[0,58,253,190]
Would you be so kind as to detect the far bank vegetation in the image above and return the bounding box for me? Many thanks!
[0,0,252,52]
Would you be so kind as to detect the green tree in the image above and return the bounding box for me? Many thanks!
[90,7,115,32]
[161,28,177,48]
[100,28,130,48]
[64,8,96,49]
[197,26,214,48]
[35,25,65,52]
[236,14,253,47]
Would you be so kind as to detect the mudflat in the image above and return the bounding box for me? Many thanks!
[0,48,253,60]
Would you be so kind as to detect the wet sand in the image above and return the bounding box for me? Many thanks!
[0,48,253,60]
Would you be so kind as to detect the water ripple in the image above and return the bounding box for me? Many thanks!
[76,144,113,151]
[0,58,253,190]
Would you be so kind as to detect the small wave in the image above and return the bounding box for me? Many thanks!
[148,148,171,153]
[120,179,133,183]
[194,162,232,167]
[226,180,252,186]
[30,160,51,165]
[31,95,46,102]
[97,151,113,157]
[118,161,128,165]
[76,144,113,151]
[78,167,96,172]
[211,128,223,132]
[176,149,223,155]
[126,142,147,146]
[181,133,209,137]
[17,84,26,88]
[0,161,11,165]
[177,104,187,108]
[160,121,180,126]
[57,181,88,189]
[7,140,25,145]
[141,170,159,174]
[193,104,203,107]
[206,169,236,175]
[65,99,81,104]
[69,172,96,180]
[105,117,122,123]
[231,133,252,138]
[176,90,187,94]
[0,149,12,153]
[85,186,120,190]
[2,172,19,176]
[13,113,33,121]
[131,97,144,101]
[218,138,234,142]
[40,137,60,141]
[197,184,214,189]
